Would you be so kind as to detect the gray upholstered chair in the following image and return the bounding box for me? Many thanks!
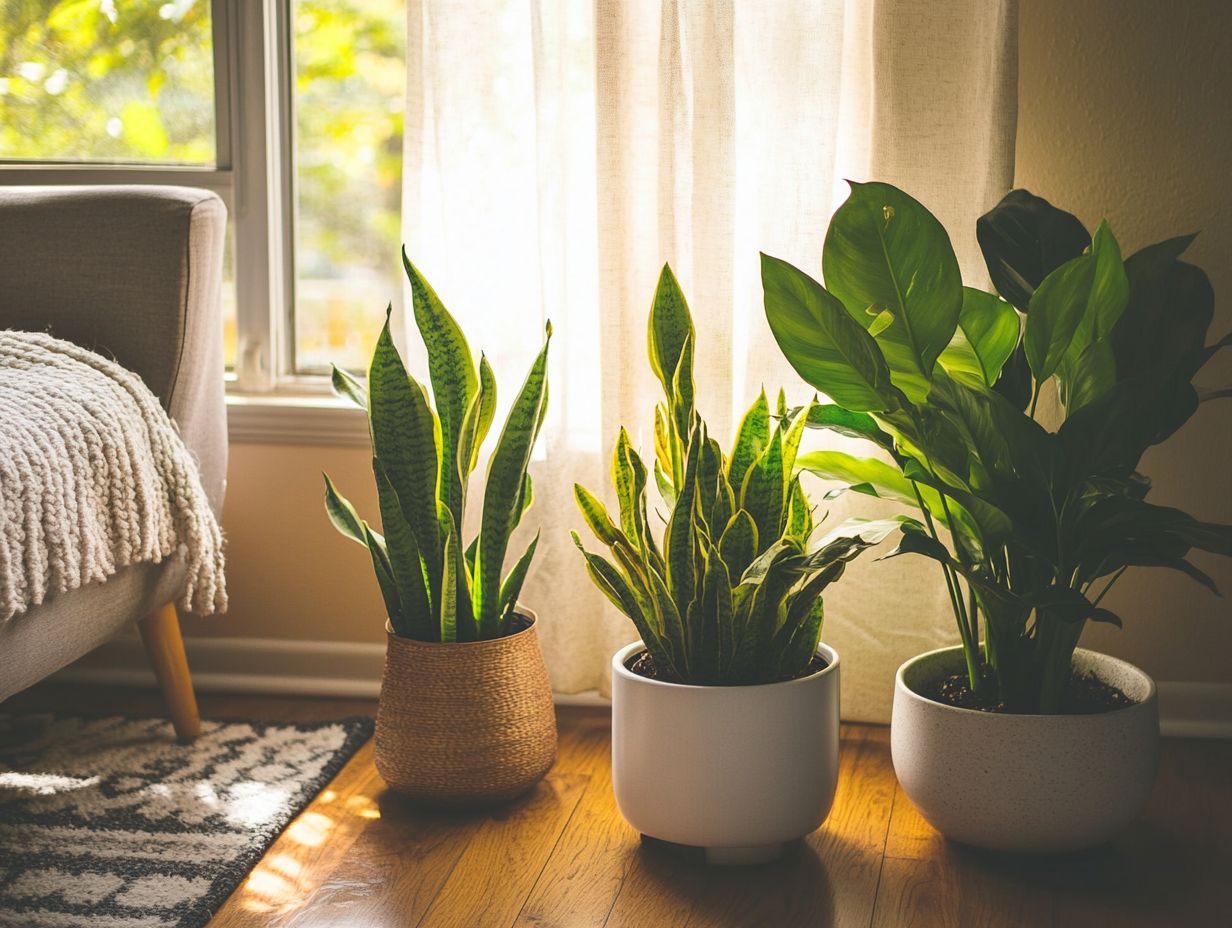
[0,185,227,741]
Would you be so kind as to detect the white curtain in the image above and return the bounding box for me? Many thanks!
[401,0,1018,721]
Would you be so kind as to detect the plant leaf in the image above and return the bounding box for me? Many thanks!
[822,181,963,399]
[938,288,1021,387]
[330,365,368,411]
[648,263,695,403]
[762,253,896,412]
[373,459,434,639]
[976,188,1091,311]
[474,326,551,633]
[500,530,541,623]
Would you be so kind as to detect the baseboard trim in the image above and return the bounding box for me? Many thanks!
[51,635,1231,734]
[52,633,610,706]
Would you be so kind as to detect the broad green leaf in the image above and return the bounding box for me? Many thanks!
[1060,338,1117,415]
[798,404,896,454]
[368,309,442,617]
[762,253,895,412]
[976,188,1091,311]
[403,252,478,528]
[648,264,695,402]
[822,182,963,399]
[474,326,550,633]
[1025,221,1128,383]
[330,365,368,411]
[938,288,1021,387]
[374,459,433,638]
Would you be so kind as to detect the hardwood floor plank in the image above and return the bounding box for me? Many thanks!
[416,773,589,928]
[513,710,638,928]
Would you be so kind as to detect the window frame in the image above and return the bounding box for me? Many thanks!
[0,0,340,405]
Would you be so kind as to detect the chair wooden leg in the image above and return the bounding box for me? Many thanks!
[138,602,201,743]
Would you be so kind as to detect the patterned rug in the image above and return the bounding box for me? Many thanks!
[0,713,373,928]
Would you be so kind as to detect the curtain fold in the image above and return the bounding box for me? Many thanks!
[402,0,1018,721]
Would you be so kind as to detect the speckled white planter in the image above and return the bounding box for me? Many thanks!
[611,640,841,865]
[892,645,1159,853]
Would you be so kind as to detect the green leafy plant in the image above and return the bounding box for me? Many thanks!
[324,250,551,642]
[764,182,1232,713]
[573,266,896,685]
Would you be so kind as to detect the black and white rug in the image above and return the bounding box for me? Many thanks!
[0,713,373,928]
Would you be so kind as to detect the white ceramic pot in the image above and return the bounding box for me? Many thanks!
[611,640,840,865]
[891,645,1159,853]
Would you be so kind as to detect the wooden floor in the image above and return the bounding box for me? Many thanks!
[7,685,1231,927]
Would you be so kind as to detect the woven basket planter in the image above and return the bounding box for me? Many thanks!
[374,607,557,807]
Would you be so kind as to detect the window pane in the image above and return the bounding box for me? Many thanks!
[291,0,404,373]
[0,0,216,164]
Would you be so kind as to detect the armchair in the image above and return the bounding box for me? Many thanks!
[0,185,228,741]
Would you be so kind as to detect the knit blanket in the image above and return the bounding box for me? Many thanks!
[0,331,226,622]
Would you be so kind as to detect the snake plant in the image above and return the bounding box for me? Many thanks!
[324,249,550,642]
[573,266,896,685]
[764,182,1232,712]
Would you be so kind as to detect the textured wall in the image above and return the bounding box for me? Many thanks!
[1014,0,1232,683]
[188,1,1232,689]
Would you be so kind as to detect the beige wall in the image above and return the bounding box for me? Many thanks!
[1015,0,1232,683]
[190,0,1232,686]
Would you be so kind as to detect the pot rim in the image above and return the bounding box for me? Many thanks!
[894,644,1157,720]
[384,603,538,648]
[611,639,839,692]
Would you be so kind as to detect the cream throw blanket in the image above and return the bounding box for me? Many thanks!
[0,331,226,621]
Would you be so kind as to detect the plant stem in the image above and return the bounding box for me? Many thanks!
[1091,566,1128,607]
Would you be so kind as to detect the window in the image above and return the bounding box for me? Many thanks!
[0,0,405,395]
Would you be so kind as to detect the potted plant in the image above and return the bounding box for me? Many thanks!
[324,249,556,806]
[763,182,1231,852]
[573,266,895,864]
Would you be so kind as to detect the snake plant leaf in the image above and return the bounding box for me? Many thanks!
[718,509,758,580]
[648,263,694,403]
[646,555,689,676]
[741,426,785,545]
[654,459,677,510]
[574,484,626,547]
[762,253,896,412]
[780,400,813,484]
[653,404,675,482]
[330,364,368,411]
[500,529,541,625]
[665,428,700,621]
[938,288,1021,388]
[439,510,459,643]
[785,478,813,541]
[474,325,550,633]
[323,472,366,546]
[613,428,650,550]
[779,596,825,679]
[368,308,443,616]
[474,353,498,466]
[403,251,479,522]
[729,390,770,492]
[670,330,696,438]
[821,182,963,400]
[517,472,534,522]
[374,459,434,638]
[976,189,1092,312]
[360,522,407,635]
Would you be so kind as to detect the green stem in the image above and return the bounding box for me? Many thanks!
[1028,381,1042,420]
[1092,566,1128,607]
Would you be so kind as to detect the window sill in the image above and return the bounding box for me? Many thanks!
[226,393,369,447]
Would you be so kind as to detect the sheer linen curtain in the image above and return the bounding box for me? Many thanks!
[401,0,1018,721]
